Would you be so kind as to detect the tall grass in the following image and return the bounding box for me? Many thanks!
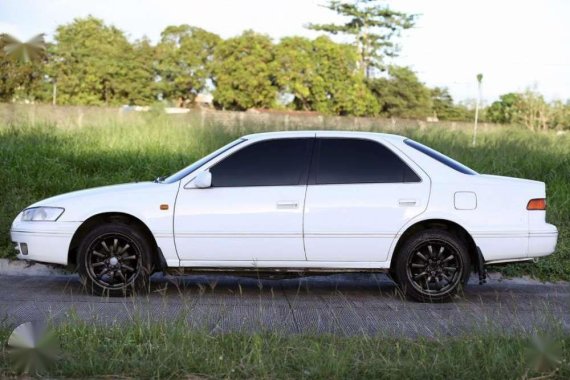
[0,320,568,379]
[1,112,569,280]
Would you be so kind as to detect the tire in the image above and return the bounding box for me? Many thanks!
[77,222,154,297]
[394,229,470,302]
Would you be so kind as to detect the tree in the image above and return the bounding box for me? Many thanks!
[49,16,147,106]
[549,100,570,130]
[273,35,379,116]
[211,30,277,110]
[367,66,432,118]
[273,36,315,111]
[0,33,48,102]
[1,33,47,63]
[486,93,522,124]
[122,38,158,105]
[307,0,415,77]
[430,87,472,121]
[515,90,549,131]
[487,90,550,131]
[156,25,221,106]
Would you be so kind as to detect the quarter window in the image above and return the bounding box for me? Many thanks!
[315,138,420,184]
[210,138,313,187]
[404,139,477,175]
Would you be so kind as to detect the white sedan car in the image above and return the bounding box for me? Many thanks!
[10,131,558,301]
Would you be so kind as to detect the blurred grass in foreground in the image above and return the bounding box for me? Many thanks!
[0,111,569,280]
[0,320,568,379]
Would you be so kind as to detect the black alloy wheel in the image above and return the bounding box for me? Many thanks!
[394,229,470,302]
[77,223,153,296]
[86,233,141,290]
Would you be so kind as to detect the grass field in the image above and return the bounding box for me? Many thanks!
[0,320,568,379]
[0,111,569,280]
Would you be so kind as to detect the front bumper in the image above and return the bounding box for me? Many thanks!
[10,220,82,265]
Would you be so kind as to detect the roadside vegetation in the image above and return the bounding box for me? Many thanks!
[2,1,570,129]
[0,113,568,281]
[0,319,568,379]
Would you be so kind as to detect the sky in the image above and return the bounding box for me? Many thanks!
[1,0,569,103]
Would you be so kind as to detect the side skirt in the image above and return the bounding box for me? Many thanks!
[164,266,390,279]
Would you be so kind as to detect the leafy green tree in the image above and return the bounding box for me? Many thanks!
[515,90,549,131]
[156,25,220,106]
[431,87,473,121]
[368,66,432,118]
[274,36,378,116]
[122,38,158,105]
[487,90,552,130]
[1,33,47,63]
[549,100,570,130]
[273,36,315,111]
[307,0,415,77]
[486,93,521,124]
[212,30,277,110]
[0,33,48,102]
[49,16,147,105]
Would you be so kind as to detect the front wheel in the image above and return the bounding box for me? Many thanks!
[77,223,154,296]
[394,229,470,302]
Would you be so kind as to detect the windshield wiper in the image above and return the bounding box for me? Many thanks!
[153,176,167,183]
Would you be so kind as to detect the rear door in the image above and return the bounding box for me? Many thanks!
[303,135,430,262]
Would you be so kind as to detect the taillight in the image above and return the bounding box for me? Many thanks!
[527,198,546,210]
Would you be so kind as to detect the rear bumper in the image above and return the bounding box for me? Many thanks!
[10,220,81,266]
[528,223,558,258]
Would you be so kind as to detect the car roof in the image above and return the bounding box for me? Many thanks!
[242,130,407,142]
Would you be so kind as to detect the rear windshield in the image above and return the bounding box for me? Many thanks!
[404,139,477,175]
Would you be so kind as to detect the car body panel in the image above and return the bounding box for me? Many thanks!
[12,181,181,266]
[303,134,432,262]
[174,185,308,261]
[10,131,558,271]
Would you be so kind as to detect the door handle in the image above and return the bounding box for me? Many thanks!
[398,199,418,206]
[276,201,299,209]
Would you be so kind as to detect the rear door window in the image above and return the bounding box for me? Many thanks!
[315,138,421,184]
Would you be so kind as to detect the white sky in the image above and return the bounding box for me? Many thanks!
[1,0,569,103]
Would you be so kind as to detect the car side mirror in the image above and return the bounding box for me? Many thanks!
[194,171,212,189]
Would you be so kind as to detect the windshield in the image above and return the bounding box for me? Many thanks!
[161,138,246,183]
[404,139,478,175]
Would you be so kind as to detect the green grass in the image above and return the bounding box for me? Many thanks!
[0,320,569,379]
[0,112,569,280]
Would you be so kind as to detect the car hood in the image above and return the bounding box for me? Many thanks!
[28,182,167,208]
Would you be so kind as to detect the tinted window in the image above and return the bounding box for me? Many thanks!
[404,139,477,175]
[316,138,420,184]
[210,138,312,187]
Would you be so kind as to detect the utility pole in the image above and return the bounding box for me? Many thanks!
[473,73,483,146]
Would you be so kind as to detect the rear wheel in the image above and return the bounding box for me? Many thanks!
[394,229,470,302]
[77,223,154,296]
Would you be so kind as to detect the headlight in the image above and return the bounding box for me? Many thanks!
[21,207,65,222]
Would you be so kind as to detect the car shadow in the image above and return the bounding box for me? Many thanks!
[38,272,565,306]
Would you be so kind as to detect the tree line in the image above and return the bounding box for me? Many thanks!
[1,3,569,128]
[0,10,473,121]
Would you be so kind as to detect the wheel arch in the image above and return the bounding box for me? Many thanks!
[389,218,479,273]
[67,212,161,269]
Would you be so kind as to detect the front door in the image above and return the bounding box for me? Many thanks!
[303,136,430,262]
[174,137,314,263]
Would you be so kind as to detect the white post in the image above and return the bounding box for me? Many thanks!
[473,99,479,146]
[473,73,483,147]
[52,81,57,106]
